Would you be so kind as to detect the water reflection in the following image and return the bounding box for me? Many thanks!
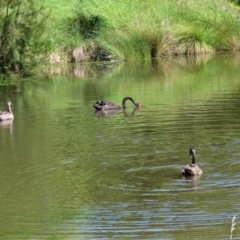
[0,119,13,127]
[94,107,140,118]
[1,54,240,239]
[182,175,202,189]
[0,119,14,137]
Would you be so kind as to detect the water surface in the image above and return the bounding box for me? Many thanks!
[0,54,240,239]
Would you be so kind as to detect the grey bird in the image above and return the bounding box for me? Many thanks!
[0,102,14,121]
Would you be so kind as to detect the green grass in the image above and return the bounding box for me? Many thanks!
[43,0,240,61]
[43,0,81,51]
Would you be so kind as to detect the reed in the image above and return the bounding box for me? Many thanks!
[230,215,237,240]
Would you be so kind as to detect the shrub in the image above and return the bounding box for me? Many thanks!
[0,0,50,76]
[69,13,108,39]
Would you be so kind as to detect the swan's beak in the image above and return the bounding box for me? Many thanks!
[137,103,141,108]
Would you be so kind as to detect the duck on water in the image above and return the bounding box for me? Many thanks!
[93,97,141,111]
[182,148,203,176]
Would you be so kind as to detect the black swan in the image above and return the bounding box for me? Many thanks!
[93,97,140,110]
[182,148,203,176]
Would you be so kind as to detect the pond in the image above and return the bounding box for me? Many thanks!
[0,54,240,239]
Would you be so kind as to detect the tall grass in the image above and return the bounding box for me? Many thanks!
[45,0,240,60]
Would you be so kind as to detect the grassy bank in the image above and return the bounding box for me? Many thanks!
[43,0,80,50]
[45,0,240,61]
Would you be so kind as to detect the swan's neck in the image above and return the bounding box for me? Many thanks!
[191,152,196,164]
[122,97,138,108]
[8,103,12,114]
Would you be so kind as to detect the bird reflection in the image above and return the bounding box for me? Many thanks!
[182,174,202,189]
[94,107,140,118]
[0,119,13,127]
[0,119,14,135]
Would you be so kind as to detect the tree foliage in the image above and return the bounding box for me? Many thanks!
[0,0,49,76]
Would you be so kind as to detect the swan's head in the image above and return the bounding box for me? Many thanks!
[136,102,141,108]
[189,148,195,156]
[7,102,12,107]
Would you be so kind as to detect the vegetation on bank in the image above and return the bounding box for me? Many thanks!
[0,1,49,79]
[68,0,240,59]
[1,0,240,79]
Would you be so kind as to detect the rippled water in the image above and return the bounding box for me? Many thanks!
[0,55,240,239]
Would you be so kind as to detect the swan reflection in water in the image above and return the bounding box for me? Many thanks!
[0,119,13,127]
[182,174,202,189]
[0,119,14,136]
[94,107,140,118]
